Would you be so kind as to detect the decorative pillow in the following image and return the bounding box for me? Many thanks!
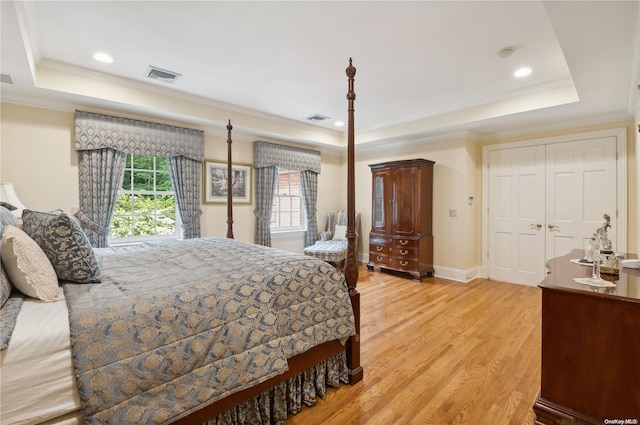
[0,225,61,302]
[0,292,25,351]
[333,225,347,240]
[1,265,12,308]
[0,206,18,227]
[22,209,101,283]
[1,202,16,211]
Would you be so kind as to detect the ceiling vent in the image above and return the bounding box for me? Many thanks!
[145,66,181,84]
[1,74,14,85]
[305,114,329,122]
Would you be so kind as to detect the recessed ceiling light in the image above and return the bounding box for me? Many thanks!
[514,67,532,77]
[93,52,113,63]
[334,121,344,127]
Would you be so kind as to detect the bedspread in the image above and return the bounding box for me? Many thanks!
[63,237,356,425]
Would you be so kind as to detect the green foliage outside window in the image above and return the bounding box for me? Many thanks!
[110,155,178,239]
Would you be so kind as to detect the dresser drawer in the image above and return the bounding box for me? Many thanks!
[390,238,419,249]
[388,257,419,271]
[390,246,418,259]
[369,252,391,267]
[370,243,393,255]
[369,235,393,246]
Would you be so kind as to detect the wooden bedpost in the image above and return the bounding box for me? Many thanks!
[226,120,234,239]
[345,58,363,384]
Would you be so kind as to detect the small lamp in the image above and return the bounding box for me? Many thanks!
[0,182,26,218]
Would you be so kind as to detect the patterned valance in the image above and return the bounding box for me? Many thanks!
[253,141,321,173]
[74,111,204,162]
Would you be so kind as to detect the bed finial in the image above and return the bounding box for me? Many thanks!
[346,57,356,78]
[226,119,234,239]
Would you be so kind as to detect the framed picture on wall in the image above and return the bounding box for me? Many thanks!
[203,160,252,204]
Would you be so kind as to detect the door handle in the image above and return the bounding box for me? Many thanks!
[531,223,542,229]
[548,224,559,230]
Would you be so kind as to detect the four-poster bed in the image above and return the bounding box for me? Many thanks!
[175,59,362,423]
[0,59,361,425]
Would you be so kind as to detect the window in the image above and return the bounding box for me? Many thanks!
[271,169,304,231]
[110,154,179,242]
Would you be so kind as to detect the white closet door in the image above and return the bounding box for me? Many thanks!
[545,137,618,261]
[488,146,546,285]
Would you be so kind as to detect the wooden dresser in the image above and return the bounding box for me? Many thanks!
[534,249,640,424]
[366,159,434,281]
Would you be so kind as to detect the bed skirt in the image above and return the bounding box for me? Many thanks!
[204,350,348,425]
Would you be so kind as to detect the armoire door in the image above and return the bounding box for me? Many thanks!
[391,167,418,236]
[371,169,391,234]
[487,136,619,286]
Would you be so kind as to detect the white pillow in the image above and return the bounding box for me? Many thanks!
[0,225,61,302]
[333,225,347,240]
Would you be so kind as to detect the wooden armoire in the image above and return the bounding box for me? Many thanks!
[367,159,434,281]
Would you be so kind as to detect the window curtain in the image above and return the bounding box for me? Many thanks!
[253,166,277,247]
[300,170,318,246]
[74,111,204,246]
[168,156,202,239]
[76,149,127,248]
[253,141,321,247]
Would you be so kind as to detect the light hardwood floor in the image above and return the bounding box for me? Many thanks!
[289,265,542,425]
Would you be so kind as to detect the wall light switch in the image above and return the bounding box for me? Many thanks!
[449,209,457,217]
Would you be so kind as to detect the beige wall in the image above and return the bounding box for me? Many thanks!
[200,131,345,248]
[355,138,480,273]
[353,121,637,278]
[0,102,348,251]
[0,104,78,213]
[1,102,636,279]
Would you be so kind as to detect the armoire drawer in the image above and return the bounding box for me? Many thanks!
[388,257,419,271]
[370,243,392,255]
[370,235,392,246]
[369,253,391,266]
[390,238,419,249]
[389,246,418,259]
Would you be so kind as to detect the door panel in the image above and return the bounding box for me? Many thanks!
[488,146,546,285]
[545,137,617,261]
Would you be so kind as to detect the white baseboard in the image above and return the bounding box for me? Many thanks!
[433,265,481,283]
[360,252,482,283]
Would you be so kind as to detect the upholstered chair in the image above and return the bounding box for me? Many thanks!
[303,210,360,270]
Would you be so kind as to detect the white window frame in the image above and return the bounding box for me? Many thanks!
[270,168,306,233]
[109,155,182,245]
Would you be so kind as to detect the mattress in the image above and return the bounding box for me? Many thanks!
[0,288,81,425]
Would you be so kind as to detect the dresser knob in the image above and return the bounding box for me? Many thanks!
[376,246,383,252]
[400,240,408,245]
[400,249,408,255]
[376,256,383,262]
[400,260,408,266]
